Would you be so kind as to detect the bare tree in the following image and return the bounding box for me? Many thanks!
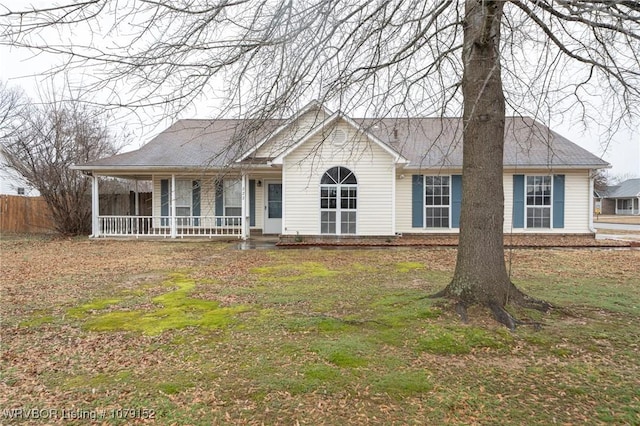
[2,1,638,326]
[0,86,121,235]
[0,80,27,136]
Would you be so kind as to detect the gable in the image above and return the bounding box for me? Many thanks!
[281,117,400,168]
[237,101,333,163]
[270,113,407,165]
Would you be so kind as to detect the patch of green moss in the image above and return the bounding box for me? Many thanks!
[76,274,249,335]
[371,293,442,327]
[395,262,425,273]
[67,298,123,318]
[311,336,374,368]
[250,262,337,282]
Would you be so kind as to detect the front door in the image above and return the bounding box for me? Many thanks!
[264,181,282,234]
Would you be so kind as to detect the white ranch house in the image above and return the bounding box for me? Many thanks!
[74,102,609,240]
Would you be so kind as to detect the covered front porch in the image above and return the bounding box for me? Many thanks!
[88,171,282,239]
[614,197,640,215]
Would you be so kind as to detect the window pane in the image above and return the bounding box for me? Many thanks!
[224,179,241,210]
[340,186,357,210]
[527,207,550,228]
[321,167,339,184]
[340,167,357,184]
[176,206,191,216]
[341,211,356,234]
[424,175,450,209]
[321,211,336,234]
[225,207,242,216]
[526,176,552,227]
[425,207,449,228]
[175,180,192,207]
[268,183,282,219]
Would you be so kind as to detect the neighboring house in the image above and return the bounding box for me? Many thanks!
[0,152,40,196]
[600,179,640,215]
[74,102,610,239]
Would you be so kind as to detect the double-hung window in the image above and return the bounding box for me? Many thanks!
[175,180,193,217]
[320,166,357,234]
[526,175,551,228]
[224,179,242,217]
[425,176,450,228]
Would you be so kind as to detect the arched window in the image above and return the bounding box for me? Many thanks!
[320,166,357,234]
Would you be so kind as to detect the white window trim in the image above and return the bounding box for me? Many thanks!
[319,167,358,235]
[524,175,553,229]
[224,179,242,216]
[175,179,193,217]
[423,175,452,229]
[319,183,358,235]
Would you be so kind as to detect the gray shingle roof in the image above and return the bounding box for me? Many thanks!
[78,119,283,170]
[359,116,608,169]
[604,178,640,198]
[77,115,609,171]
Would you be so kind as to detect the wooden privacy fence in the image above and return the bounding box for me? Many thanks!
[0,195,55,233]
[1,192,153,235]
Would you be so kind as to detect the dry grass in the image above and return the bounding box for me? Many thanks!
[1,236,639,425]
[594,215,640,225]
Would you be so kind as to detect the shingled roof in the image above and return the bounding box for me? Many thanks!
[604,178,640,198]
[76,115,609,172]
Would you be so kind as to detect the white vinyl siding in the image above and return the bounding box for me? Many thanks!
[252,179,265,229]
[282,119,395,236]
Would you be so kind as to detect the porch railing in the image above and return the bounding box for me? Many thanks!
[616,208,640,215]
[97,215,243,238]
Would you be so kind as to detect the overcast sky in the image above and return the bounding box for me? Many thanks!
[1,36,638,180]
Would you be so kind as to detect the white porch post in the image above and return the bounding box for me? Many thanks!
[241,173,248,240]
[134,179,140,216]
[171,174,177,238]
[91,173,100,237]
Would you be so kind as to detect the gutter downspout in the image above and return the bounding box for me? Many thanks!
[588,171,596,233]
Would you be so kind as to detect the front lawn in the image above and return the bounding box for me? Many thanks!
[1,238,638,424]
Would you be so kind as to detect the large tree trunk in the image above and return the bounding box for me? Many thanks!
[434,0,549,328]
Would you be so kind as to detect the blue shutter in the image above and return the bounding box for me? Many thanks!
[192,180,201,226]
[553,174,565,228]
[451,175,462,228]
[215,180,223,226]
[249,179,256,227]
[160,179,169,226]
[512,175,525,228]
[412,175,424,228]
